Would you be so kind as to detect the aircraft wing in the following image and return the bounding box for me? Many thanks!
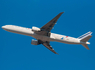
[41,12,64,32]
[38,40,58,54]
[34,12,64,36]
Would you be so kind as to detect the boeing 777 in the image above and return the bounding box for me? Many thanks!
[2,12,92,54]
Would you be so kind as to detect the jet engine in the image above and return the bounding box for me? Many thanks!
[31,39,40,45]
[32,26,40,31]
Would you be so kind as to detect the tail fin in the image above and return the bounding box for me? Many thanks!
[78,31,92,50]
[78,31,92,42]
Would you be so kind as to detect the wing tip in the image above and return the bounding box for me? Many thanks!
[57,53,59,55]
[60,12,64,14]
[55,52,59,55]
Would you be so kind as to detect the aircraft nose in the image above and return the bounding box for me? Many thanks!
[2,26,6,29]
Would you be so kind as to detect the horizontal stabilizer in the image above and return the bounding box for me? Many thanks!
[82,44,90,50]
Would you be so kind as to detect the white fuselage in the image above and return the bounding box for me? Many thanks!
[2,25,86,44]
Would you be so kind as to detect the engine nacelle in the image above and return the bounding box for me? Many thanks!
[32,26,40,31]
[31,39,40,45]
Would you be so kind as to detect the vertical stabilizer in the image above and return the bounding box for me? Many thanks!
[80,35,92,42]
[78,31,92,42]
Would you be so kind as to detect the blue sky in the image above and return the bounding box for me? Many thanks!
[0,0,95,70]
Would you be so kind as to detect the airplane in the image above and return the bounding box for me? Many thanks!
[2,12,92,54]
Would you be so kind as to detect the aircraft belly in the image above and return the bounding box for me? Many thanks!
[48,38,80,44]
[3,28,34,37]
[32,34,53,41]
[61,40,80,44]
